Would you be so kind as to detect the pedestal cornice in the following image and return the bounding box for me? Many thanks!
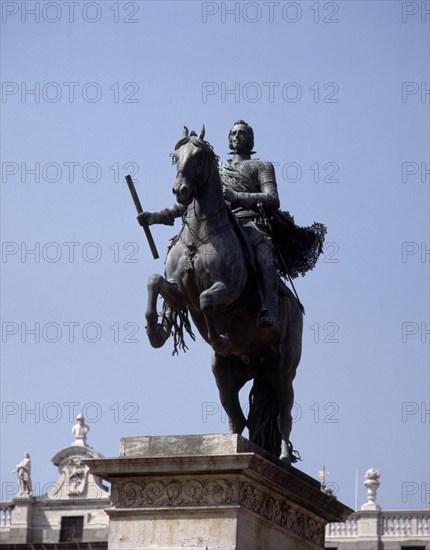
[86,434,352,550]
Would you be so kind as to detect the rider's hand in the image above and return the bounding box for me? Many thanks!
[223,186,237,204]
[137,212,154,226]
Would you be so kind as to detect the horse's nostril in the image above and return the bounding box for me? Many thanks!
[179,185,187,198]
[173,179,191,204]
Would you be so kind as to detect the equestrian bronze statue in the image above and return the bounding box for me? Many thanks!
[135,122,326,464]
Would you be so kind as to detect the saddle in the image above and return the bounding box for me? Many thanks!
[228,208,326,280]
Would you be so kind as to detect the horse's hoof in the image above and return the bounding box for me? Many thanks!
[280,442,302,464]
[212,334,231,356]
[279,455,292,466]
[230,425,246,435]
[146,324,168,348]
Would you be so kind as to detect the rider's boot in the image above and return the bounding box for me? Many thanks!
[255,243,279,330]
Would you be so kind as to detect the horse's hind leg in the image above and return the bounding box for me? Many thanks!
[277,307,303,463]
[211,353,250,434]
[145,274,184,348]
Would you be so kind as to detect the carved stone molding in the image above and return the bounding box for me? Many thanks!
[111,478,325,546]
[238,481,325,547]
[112,479,238,508]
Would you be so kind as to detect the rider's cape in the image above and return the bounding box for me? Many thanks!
[269,210,327,279]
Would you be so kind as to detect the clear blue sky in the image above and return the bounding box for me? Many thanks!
[1,0,429,511]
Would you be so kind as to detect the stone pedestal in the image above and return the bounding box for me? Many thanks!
[86,434,352,550]
[9,496,35,544]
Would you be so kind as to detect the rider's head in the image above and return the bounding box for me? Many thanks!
[228,120,254,153]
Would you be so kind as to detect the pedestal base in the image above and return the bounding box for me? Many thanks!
[86,434,352,550]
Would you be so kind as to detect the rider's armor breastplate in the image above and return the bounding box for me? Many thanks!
[219,159,279,218]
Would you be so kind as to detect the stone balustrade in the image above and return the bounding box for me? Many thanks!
[0,502,15,529]
[326,509,430,540]
[326,515,358,537]
[382,511,430,537]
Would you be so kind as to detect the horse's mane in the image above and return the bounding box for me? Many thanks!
[171,134,219,165]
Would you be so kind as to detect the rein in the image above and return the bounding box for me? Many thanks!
[177,219,232,274]
[188,201,225,223]
[174,138,238,272]
[177,151,230,248]
[180,219,231,250]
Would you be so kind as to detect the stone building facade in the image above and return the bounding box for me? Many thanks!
[0,415,109,548]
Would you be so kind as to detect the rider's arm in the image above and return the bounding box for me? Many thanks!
[137,203,186,226]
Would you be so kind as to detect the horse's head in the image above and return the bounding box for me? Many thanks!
[172,126,218,205]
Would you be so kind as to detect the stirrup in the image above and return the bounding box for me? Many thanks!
[257,308,273,328]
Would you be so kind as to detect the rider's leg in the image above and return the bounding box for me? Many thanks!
[241,221,279,329]
[254,240,279,329]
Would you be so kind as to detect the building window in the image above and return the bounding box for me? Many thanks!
[59,515,84,543]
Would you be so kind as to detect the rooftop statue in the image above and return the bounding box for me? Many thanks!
[71,413,89,446]
[14,452,32,496]
[134,122,326,463]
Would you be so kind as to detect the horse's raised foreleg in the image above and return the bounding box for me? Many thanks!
[199,282,235,355]
[212,353,250,434]
[145,274,184,348]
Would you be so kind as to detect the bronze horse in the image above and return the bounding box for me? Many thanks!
[145,127,303,463]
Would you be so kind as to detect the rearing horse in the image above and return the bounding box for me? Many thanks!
[145,126,303,463]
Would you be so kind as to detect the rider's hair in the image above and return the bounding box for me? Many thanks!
[228,120,254,152]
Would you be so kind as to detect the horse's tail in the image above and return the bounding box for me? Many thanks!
[247,374,281,457]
